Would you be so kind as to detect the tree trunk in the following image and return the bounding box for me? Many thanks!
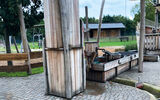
[4,29,13,66]
[18,4,32,74]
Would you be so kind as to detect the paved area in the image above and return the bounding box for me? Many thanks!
[119,62,160,87]
[0,73,152,100]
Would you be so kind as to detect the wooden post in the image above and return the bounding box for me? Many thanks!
[138,0,145,72]
[42,38,49,94]
[44,0,85,99]
[18,4,32,74]
[155,9,159,32]
[13,36,19,53]
[97,0,106,46]
[85,6,89,41]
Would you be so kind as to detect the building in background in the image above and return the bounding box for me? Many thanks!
[84,23,125,39]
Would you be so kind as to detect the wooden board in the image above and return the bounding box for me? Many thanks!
[144,55,159,62]
[0,53,28,61]
[87,68,116,83]
[30,51,42,59]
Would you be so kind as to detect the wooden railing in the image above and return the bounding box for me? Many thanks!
[0,51,43,72]
[145,33,160,51]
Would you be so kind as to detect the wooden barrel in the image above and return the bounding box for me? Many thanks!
[43,0,85,99]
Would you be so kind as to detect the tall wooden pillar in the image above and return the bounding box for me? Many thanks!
[44,0,85,99]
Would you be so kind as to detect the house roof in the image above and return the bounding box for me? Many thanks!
[84,23,125,29]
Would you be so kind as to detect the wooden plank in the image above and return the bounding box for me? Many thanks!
[117,63,130,75]
[0,53,28,61]
[0,65,28,72]
[85,6,89,41]
[59,0,72,98]
[30,51,42,59]
[144,55,159,62]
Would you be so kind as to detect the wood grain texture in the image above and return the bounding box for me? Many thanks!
[0,53,28,61]
[44,0,84,98]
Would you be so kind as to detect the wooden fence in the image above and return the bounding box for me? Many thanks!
[0,51,43,72]
[144,33,160,55]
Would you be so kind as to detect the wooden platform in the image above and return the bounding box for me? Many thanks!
[87,53,139,82]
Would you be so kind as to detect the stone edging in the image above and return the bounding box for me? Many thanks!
[112,77,159,100]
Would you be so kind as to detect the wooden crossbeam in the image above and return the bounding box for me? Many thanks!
[0,53,28,61]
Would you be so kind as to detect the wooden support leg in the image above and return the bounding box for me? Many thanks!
[42,38,50,95]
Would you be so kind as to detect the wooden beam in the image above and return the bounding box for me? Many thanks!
[42,38,50,94]
[138,0,145,72]
[59,0,73,98]
[85,6,89,41]
[0,53,28,61]
[97,0,106,45]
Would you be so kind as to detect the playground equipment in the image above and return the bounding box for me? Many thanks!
[32,25,44,49]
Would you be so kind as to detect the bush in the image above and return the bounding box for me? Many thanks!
[125,43,137,51]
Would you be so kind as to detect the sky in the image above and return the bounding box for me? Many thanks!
[79,0,140,20]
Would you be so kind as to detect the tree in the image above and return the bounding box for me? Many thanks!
[0,0,43,66]
[132,0,155,23]
[81,17,99,24]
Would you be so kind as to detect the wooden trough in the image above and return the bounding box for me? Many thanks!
[85,41,139,82]
[86,53,139,82]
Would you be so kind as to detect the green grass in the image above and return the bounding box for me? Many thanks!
[0,42,41,53]
[99,40,137,47]
[0,67,44,77]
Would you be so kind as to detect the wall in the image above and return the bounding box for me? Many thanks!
[89,29,121,38]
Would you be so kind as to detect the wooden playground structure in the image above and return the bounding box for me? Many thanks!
[1,0,159,99]
[0,51,43,72]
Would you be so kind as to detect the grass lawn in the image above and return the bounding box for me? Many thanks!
[0,42,41,53]
[100,40,137,47]
[0,67,44,77]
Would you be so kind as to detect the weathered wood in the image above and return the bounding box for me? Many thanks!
[144,55,159,62]
[0,53,28,61]
[44,0,84,99]
[30,51,42,59]
[139,0,145,72]
[42,38,50,94]
[85,6,89,41]
[97,0,106,45]
[0,52,42,61]
[0,65,28,72]
[92,53,138,72]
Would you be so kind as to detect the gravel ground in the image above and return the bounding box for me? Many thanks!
[0,73,152,100]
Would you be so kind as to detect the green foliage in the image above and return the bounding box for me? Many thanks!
[81,17,99,24]
[0,0,44,37]
[125,43,137,51]
[132,0,155,23]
